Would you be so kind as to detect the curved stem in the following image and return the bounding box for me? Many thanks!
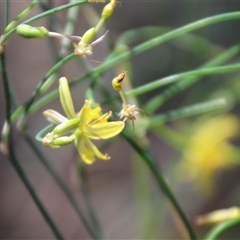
[10,60,240,125]
[4,0,9,28]
[23,129,102,239]
[23,53,75,115]
[127,63,240,97]
[148,98,227,128]
[205,219,240,240]
[8,11,240,121]
[4,0,39,33]
[1,51,64,240]
[144,43,240,114]
[78,163,104,239]
[122,133,197,240]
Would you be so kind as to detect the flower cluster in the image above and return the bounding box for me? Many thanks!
[15,0,119,59]
[42,77,125,164]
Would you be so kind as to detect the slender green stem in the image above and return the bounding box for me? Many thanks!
[145,43,240,114]
[4,0,39,33]
[9,60,240,125]
[60,0,80,56]
[9,147,65,240]
[127,63,240,97]
[9,11,240,121]
[148,98,227,128]
[78,164,104,239]
[1,52,64,240]
[22,129,102,239]
[205,219,240,240]
[23,53,75,115]
[123,132,197,240]
[4,0,9,28]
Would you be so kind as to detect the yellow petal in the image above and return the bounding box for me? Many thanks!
[78,99,92,128]
[85,121,125,139]
[75,135,95,164]
[85,137,110,161]
[75,136,110,164]
[193,115,239,143]
[59,77,76,119]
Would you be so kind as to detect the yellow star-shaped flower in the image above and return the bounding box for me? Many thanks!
[180,114,240,193]
[42,77,125,164]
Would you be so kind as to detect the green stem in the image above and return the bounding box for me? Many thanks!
[123,132,197,240]
[60,0,80,56]
[127,63,240,97]
[4,0,9,28]
[10,11,240,120]
[145,43,240,114]
[1,51,64,240]
[23,129,102,239]
[148,98,227,128]
[10,60,240,125]
[205,219,240,240]
[4,0,39,33]
[78,164,104,239]
[23,53,75,115]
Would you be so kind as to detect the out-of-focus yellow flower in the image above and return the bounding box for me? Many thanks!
[42,77,125,164]
[195,207,240,226]
[180,114,240,193]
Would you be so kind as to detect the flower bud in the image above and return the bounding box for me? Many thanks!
[110,0,118,8]
[112,71,126,91]
[52,118,80,136]
[52,136,74,146]
[16,24,49,38]
[81,28,96,45]
[101,3,114,20]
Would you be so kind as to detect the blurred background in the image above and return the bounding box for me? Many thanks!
[1,1,240,239]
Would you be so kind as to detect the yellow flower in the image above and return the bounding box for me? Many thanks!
[195,207,240,226]
[42,77,125,164]
[180,114,240,193]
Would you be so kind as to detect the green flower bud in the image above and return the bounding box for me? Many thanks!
[81,28,96,44]
[53,136,74,146]
[52,118,80,136]
[101,3,114,20]
[16,24,49,38]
